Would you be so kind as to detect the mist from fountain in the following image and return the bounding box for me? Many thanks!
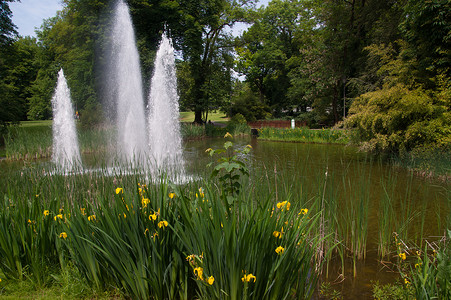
[148,32,185,177]
[51,2,185,179]
[110,0,147,166]
[51,69,81,172]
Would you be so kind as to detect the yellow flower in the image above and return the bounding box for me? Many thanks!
[43,210,49,217]
[207,276,215,285]
[415,263,421,269]
[273,227,284,239]
[186,254,195,263]
[59,232,67,239]
[224,132,233,138]
[276,201,290,211]
[198,187,204,198]
[158,220,168,228]
[246,144,252,149]
[194,267,203,280]
[144,228,149,235]
[123,213,127,218]
[399,252,406,260]
[404,278,411,285]
[88,215,96,221]
[275,246,285,255]
[142,198,150,207]
[205,148,213,153]
[80,208,86,215]
[115,187,123,194]
[299,208,308,215]
[149,212,157,221]
[241,273,256,283]
[168,193,175,199]
[54,214,63,221]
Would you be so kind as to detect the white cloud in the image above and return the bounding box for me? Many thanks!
[10,0,64,37]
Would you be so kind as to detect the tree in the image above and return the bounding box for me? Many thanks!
[236,0,316,117]
[0,0,18,46]
[401,0,451,82]
[176,0,254,124]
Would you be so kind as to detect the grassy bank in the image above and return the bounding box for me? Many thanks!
[256,127,349,144]
[179,111,229,123]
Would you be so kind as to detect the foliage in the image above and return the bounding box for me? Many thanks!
[345,82,450,154]
[345,39,451,154]
[401,0,451,79]
[0,0,18,46]
[0,36,41,138]
[207,133,251,199]
[229,81,272,122]
[236,0,316,117]
[176,0,254,123]
[394,231,451,300]
[372,281,413,300]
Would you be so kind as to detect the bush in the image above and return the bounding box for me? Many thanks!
[345,83,450,154]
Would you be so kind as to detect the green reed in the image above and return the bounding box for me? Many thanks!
[338,160,371,276]
[392,230,451,300]
[257,127,348,144]
[0,160,324,299]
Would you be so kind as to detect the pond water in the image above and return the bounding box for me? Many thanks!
[1,137,449,299]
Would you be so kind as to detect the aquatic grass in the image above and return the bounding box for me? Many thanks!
[173,182,322,299]
[180,123,206,139]
[5,126,52,160]
[339,159,372,276]
[393,231,451,300]
[257,127,348,144]
[0,192,63,285]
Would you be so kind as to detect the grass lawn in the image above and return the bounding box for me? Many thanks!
[18,120,52,128]
[179,111,229,123]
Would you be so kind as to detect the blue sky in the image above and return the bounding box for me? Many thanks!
[10,0,269,38]
[10,0,64,37]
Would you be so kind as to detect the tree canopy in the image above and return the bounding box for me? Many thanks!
[0,0,449,154]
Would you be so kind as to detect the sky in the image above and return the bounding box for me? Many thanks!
[10,0,64,37]
[10,0,270,38]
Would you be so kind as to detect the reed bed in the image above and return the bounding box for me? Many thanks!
[257,127,348,144]
[0,160,321,299]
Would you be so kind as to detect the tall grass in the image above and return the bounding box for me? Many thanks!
[0,161,323,299]
[257,127,348,144]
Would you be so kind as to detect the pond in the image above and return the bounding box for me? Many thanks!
[1,137,449,299]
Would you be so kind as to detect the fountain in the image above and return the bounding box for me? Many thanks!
[51,69,81,171]
[109,0,147,166]
[51,1,185,180]
[148,32,185,177]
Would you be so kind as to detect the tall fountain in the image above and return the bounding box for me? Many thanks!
[148,32,185,178]
[51,69,81,171]
[51,1,185,179]
[109,0,147,166]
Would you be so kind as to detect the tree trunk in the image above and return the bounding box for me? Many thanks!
[194,108,203,124]
[332,81,339,124]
